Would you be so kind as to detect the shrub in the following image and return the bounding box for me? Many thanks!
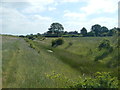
[51,38,64,47]
[98,39,111,51]
[29,43,35,49]
[94,51,109,61]
[95,39,113,61]
[70,72,118,88]
[46,72,118,88]
[24,38,37,50]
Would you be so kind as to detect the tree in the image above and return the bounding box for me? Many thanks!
[91,24,110,37]
[80,27,87,36]
[68,31,78,35]
[37,33,41,36]
[63,31,68,35]
[91,24,101,36]
[87,31,94,37]
[48,23,64,36]
[108,27,118,36]
[101,26,109,33]
[100,26,109,36]
[26,34,35,40]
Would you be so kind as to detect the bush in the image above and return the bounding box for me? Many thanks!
[51,38,64,47]
[24,38,36,50]
[46,72,118,88]
[95,39,113,61]
[69,72,118,88]
[98,39,111,51]
[94,51,109,61]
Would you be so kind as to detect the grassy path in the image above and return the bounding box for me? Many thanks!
[2,36,82,88]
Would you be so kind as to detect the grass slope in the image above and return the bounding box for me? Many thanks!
[34,37,118,75]
[2,36,119,88]
[2,36,81,88]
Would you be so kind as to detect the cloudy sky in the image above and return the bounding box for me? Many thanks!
[0,0,118,35]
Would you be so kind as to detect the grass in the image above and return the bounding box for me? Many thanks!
[2,36,81,88]
[2,36,119,88]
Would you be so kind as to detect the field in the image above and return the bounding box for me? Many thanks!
[2,35,119,88]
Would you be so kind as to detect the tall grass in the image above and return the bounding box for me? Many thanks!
[2,36,119,88]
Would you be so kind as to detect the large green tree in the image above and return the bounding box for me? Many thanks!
[91,24,109,36]
[91,24,101,36]
[48,23,64,35]
[80,27,87,36]
[100,26,109,36]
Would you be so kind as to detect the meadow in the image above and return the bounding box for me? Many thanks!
[2,35,119,88]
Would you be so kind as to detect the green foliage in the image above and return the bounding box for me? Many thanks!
[87,31,94,36]
[106,46,119,68]
[91,24,101,36]
[49,23,64,32]
[80,27,87,37]
[100,26,109,36]
[95,39,113,61]
[46,72,118,88]
[25,33,43,40]
[62,34,80,37]
[51,38,64,47]
[98,39,112,51]
[24,38,40,53]
[95,51,110,61]
[26,34,36,40]
[91,24,109,37]
[47,22,64,37]
[45,71,74,87]
[108,27,119,36]
[70,72,118,88]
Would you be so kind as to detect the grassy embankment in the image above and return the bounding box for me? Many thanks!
[2,35,119,88]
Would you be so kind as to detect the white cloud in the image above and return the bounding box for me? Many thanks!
[118,1,120,28]
[60,0,86,3]
[1,0,55,13]
[1,7,53,35]
[28,0,54,5]
[63,0,118,30]
[63,16,117,32]
[81,0,118,15]
[63,11,86,21]
[31,15,52,22]
[1,0,117,34]
[1,0,54,2]
[48,7,56,11]
[62,0,79,3]
[90,17,117,28]
[21,0,55,13]
[22,5,45,13]
[1,0,26,2]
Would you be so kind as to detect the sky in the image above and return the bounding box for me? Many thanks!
[0,0,119,35]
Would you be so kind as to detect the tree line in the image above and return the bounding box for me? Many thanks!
[44,22,120,37]
[19,22,120,38]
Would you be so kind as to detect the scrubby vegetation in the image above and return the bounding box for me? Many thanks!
[51,38,64,47]
[98,39,112,51]
[94,39,113,61]
[46,71,118,88]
